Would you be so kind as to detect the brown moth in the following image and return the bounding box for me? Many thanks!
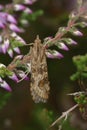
[30,36,50,103]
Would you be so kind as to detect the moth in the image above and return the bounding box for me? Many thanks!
[30,36,50,103]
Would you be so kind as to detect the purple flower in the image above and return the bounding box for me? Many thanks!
[3,39,9,50]
[15,35,26,45]
[58,42,69,51]
[7,49,13,58]
[0,12,7,28]
[0,79,12,92]
[24,0,37,5]
[73,30,83,36]
[1,44,7,54]
[0,39,9,54]
[0,5,4,10]
[13,47,20,54]
[7,14,17,24]
[17,70,29,82]
[46,50,64,59]
[14,4,26,11]
[24,8,32,14]
[0,21,5,28]
[0,12,7,18]
[11,32,26,44]
[64,38,77,45]
[9,73,18,82]
[9,24,23,33]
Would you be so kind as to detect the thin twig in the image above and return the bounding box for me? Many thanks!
[50,104,79,127]
[67,91,85,96]
[7,54,31,71]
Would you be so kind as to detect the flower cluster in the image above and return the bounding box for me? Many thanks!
[0,0,36,57]
[0,0,36,91]
[0,54,30,91]
[43,0,87,59]
[0,0,87,93]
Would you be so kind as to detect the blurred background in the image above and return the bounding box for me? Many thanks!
[0,0,87,130]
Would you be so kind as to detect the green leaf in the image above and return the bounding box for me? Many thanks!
[0,67,13,78]
[70,54,87,81]
[21,10,44,22]
[10,38,24,48]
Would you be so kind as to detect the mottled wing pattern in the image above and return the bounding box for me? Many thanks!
[30,36,50,103]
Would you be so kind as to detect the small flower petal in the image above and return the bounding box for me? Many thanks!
[70,40,77,45]
[0,12,7,18]
[7,49,13,58]
[1,44,7,54]
[24,76,29,80]
[7,14,17,24]
[0,21,5,28]
[58,42,69,51]
[0,80,12,92]
[13,47,20,54]
[4,39,10,51]
[15,35,26,44]
[24,8,32,14]
[14,4,26,11]
[9,24,23,32]
[9,73,18,82]
[73,30,83,36]
[46,50,64,59]
[64,38,77,45]
[24,0,33,4]
[11,32,26,44]
[0,5,4,10]
[2,39,9,53]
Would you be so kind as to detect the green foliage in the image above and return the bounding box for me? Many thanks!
[10,38,24,48]
[70,54,87,81]
[74,93,87,105]
[0,92,11,109]
[20,10,44,22]
[33,108,54,130]
[0,67,13,78]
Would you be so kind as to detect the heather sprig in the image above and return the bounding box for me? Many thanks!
[44,0,87,59]
[70,54,87,81]
[0,0,37,57]
[0,0,87,92]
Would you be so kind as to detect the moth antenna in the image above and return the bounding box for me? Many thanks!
[17,71,29,83]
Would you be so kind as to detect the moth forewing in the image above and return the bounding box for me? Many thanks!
[30,36,50,103]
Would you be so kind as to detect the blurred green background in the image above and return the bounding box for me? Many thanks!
[0,0,87,130]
